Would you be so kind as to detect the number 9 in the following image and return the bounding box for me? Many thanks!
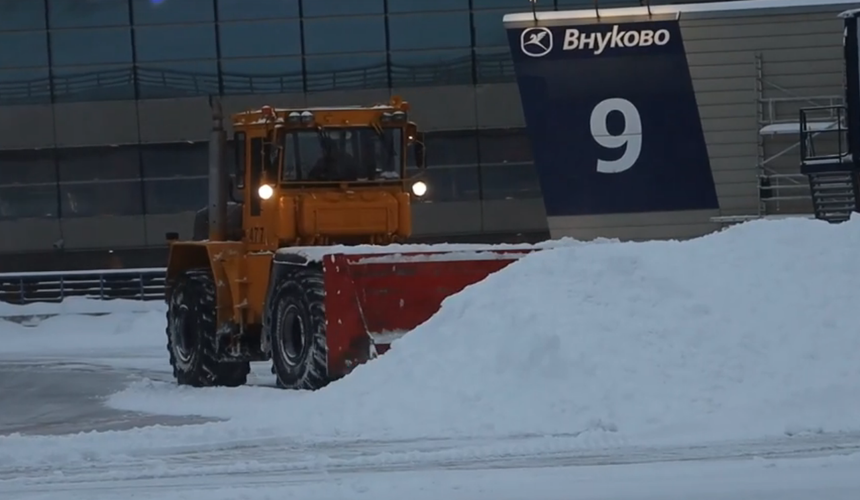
[589,98,642,174]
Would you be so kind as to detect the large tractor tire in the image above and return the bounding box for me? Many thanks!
[267,265,330,390]
[166,269,250,387]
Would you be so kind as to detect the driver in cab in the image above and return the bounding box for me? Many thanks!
[307,137,359,182]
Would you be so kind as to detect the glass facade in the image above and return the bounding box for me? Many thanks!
[0,0,644,248]
[0,0,645,104]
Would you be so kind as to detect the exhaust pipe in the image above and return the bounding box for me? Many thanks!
[208,96,227,242]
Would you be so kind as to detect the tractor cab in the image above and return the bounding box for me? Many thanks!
[208,97,427,249]
[230,97,427,202]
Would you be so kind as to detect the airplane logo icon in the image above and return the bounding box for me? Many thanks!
[520,27,553,57]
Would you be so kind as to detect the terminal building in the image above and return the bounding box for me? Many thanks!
[0,0,854,272]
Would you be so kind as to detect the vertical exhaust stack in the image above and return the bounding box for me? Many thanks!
[208,96,227,242]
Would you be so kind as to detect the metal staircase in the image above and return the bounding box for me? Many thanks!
[799,105,858,223]
[807,172,856,222]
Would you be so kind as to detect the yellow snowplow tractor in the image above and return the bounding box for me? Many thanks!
[163,96,539,391]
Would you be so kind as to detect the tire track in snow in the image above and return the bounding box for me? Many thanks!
[2,431,859,494]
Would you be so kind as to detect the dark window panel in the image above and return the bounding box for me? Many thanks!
[478,128,533,164]
[131,0,214,25]
[303,17,386,55]
[0,68,51,105]
[137,60,219,99]
[410,165,480,202]
[0,149,57,185]
[50,29,132,66]
[557,0,637,7]
[144,178,206,214]
[475,47,514,84]
[472,0,553,8]
[0,0,46,31]
[480,163,542,201]
[219,20,301,58]
[304,53,387,92]
[57,146,140,183]
[48,0,129,28]
[140,142,207,179]
[217,0,298,20]
[301,0,383,17]
[424,130,478,166]
[390,49,472,88]
[472,10,509,48]
[0,32,49,68]
[52,65,135,102]
[134,24,217,62]
[60,179,143,217]
[0,185,59,220]
[387,0,468,12]
[388,12,471,51]
[221,57,303,95]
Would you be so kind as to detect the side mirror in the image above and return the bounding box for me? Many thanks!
[413,141,426,169]
[405,124,425,169]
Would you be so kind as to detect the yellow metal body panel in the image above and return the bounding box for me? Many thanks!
[166,241,272,329]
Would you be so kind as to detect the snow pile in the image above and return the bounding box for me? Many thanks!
[106,216,860,445]
[0,296,164,318]
[0,308,166,358]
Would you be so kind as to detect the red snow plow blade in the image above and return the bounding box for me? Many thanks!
[320,248,537,377]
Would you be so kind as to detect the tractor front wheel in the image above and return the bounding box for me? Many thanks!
[268,265,329,391]
[166,269,250,387]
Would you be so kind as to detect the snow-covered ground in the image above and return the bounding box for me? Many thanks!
[1,217,860,499]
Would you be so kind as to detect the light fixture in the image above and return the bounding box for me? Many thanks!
[258,184,274,200]
[411,181,427,197]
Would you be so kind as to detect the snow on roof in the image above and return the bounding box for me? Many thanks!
[503,0,860,24]
[759,121,839,135]
[234,104,399,116]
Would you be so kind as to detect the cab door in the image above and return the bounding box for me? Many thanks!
[243,129,282,251]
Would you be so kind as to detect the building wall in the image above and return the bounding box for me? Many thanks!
[683,8,846,220]
[1,0,849,271]
[1,0,590,269]
[504,0,851,242]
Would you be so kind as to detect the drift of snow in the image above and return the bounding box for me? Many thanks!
[0,297,163,318]
[104,217,860,446]
[0,307,166,358]
[3,217,860,470]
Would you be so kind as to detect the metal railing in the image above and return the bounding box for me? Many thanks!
[0,268,166,305]
[0,53,514,104]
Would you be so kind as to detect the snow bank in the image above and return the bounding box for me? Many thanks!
[0,308,166,357]
[0,297,164,318]
[107,217,860,445]
[4,217,860,469]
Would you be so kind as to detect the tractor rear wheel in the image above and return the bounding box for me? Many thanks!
[268,265,329,390]
[166,269,250,387]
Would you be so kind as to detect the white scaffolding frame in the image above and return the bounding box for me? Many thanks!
[711,53,844,224]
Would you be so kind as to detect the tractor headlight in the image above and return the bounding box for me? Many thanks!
[258,184,274,200]
[411,181,427,197]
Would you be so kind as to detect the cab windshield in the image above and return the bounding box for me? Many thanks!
[283,127,402,183]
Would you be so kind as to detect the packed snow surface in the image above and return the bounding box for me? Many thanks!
[2,217,860,467]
